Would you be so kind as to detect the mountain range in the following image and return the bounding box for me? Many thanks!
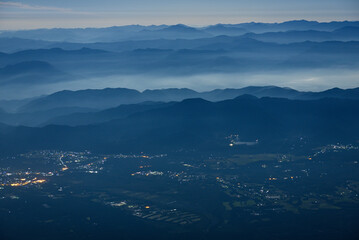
[0,39,358,88]
[0,94,358,154]
[0,20,358,153]
[0,86,358,127]
[0,20,358,98]
[1,20,358,43]
[1,25,359,54]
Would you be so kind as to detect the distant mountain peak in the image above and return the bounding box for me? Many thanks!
[180,98,211,105]
[163,24,201,32]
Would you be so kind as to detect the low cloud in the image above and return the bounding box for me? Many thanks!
[1,68,358,100]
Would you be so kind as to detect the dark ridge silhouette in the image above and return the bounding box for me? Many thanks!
[15,86,359,113]
[1,96,358,154]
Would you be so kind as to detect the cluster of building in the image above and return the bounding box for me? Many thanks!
[107,199,201,225]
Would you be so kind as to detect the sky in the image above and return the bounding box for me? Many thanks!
[0,0,358,30]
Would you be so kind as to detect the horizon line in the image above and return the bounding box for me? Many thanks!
[2,85,358,101]
[1,19,358,32]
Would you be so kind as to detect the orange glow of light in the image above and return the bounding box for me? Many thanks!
[145,206,150,209]
[33,179,46,184]
[10,181,31,187]
[62,167,69,171]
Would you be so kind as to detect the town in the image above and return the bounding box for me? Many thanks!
[1,143,358,229]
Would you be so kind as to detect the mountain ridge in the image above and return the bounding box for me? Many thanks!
[1,96,358,154]
[1,20,358,43]
[15,86,359,113]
